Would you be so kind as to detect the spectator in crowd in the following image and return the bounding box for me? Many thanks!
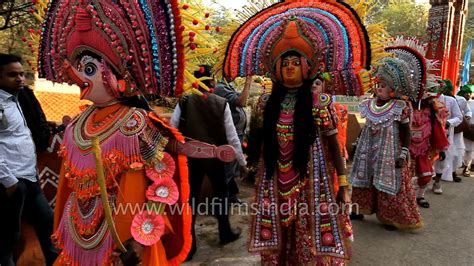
[214,75,251,204]
[434,79,463,193]
[451,82,472,182]
[170,65,246,260]
[16,85,53,151]
[0,53,58,266]
[458,84,474,176]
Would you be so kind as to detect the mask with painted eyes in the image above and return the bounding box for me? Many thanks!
[374,78,394,100]
[281,55,303,88]
[311,78,324,93]
[69,55,118,104]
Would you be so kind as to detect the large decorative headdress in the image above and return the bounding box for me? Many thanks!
[373,57,416,98]
[380,36,439,101]
[38,0,185,97]
[38,0,218,98]
[222,0,374,96]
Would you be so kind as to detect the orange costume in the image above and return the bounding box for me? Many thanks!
[334,102,349,160]
[52,104,191,265]
[37,0,223,264]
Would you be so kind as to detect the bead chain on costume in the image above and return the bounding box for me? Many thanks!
[84,107,129,135]
[311,134,346,256]
[66,194,112,250]
[360,99,407,128]
[276,93,295,170]
[276,92,301,225]
[70,195,104,236]
[74,105,136,150]
[369,98,396,115]
[120,111,148,136]
[251,176,280,249]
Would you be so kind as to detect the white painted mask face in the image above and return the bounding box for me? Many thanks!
[375,78,393,100]
[74,55,117,104]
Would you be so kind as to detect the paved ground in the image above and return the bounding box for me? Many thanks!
[17,172,474,266]
[184,174,474,266]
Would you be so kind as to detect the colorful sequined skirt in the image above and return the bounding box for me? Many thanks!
[352,166,423,230]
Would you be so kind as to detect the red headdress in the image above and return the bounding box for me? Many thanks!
[222,0,373,96]
[38,0,185,97]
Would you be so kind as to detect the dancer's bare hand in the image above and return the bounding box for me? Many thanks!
[112,239,144,266]
[336,186,350,204]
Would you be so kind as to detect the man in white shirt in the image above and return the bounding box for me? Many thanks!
[451,89,472,182]
[458,84,474,176]
[433,80,463,194]
[0,54,57,265]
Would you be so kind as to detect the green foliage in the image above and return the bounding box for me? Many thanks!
[193,5,234,68]
[0,0,42,74]
[369,1,430,39]
[0,24,38,73]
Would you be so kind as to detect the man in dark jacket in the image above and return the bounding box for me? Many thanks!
[214,75,251,203]
[17,85,52,151]
[170,65,246,260]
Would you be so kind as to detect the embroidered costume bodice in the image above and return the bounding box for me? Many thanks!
[61,104,168,200]
[361,98,409,128]
[350,98,410,195]
[276,91,302,225]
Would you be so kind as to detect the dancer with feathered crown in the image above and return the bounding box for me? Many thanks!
[350,36,444,229]
[221,0,385,264]
[38,0,236,264]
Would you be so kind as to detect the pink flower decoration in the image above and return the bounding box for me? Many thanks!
[131,212,164,246]
[145,152,176,181]
[146,177,179,205]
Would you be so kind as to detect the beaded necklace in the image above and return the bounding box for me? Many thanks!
[74,104,135,150]
[276,92,297,175]
[368,98,395,116]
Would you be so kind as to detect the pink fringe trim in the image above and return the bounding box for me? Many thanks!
[53,196,114,266]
